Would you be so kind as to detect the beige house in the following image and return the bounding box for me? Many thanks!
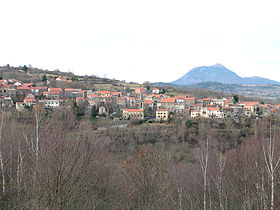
[156,109,169,121]
[122,109,144,120]
[98,106,108,116]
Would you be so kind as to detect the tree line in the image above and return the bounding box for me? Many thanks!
[0,107,279,209]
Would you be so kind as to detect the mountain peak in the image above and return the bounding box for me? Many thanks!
[213,63,225,68]
[171,64,280,85]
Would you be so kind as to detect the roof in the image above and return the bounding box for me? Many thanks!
[65,88,74,92]
[76,97,85,100]
[17,86,30,90]
[161,97,176,103]
[239,101,259,105]
[31,87,47,90]
[49,91,61,95]
[88,94,99,98]
[123,109,144,112]
[144,100,153,105]
[24,98,36,102]
[22,83,33,87]
[207,107,220,111]
[111,92,121,96]
[260,105,269,109]
[203,98,211,101]
[153,94,162,98]
[97,90,110,94]
[157,109,168,112]
[56,77,67,80]
[49,88,62,92]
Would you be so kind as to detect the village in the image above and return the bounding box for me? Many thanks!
[0,76,279,122]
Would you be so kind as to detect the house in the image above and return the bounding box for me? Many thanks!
[39,100,60,109]
[135,88,146,94]
[21,83,34,88]
[98,106,108,116]
[0,96,14,108]
[144,94,155,100]
[207,107,224,118]
[122,109,144,120]
[116,97,126,107]
[184,97,196,106]
[43,91,60,100]
[64,89,84,98]
[239,101,259,114]
[76,97,86,105]
[97,91,111,97]
[17,86,31,95]
[48,88,62,93]
[16,102,25,111]
[31,87,48,95]
[152,88,160,94]
[202,98,211,107]
[8,88,17,98]
[125,97,137,107]
[55,77,67,82]
[211,99,225,107]
[24,97,37,107]
[156,109,169,121]
[143,100,154,108]
[160,97,176,112]
[243,108,253,117]
[270,108,277,116]
[111,92,122,98]
[191,109,201,118]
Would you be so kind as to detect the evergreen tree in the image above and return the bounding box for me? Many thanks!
[22,65,28,72]
[42,74,47,83]
[91,105,98,119]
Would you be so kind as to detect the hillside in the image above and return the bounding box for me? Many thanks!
[172,64,280,85]
[0,65,142,92]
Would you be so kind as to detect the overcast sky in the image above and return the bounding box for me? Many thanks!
[1,0,280,83]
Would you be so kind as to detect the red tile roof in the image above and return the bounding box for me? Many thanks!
[65,88,74,92]
[144,100,153,105]
[22,83,33,87]
[49,88,62,92]
[240,101,259,105]
[123,109,144,112]
[203,98,211,101]
[17,86,30,90]
[161,97,176,103]
[31,87,47,90]
[157,109,168,111]
[207,107,219,111]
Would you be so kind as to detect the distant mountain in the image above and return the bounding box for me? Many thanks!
[171,64,280,85]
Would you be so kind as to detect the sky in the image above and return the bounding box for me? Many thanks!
[1,0,280,83]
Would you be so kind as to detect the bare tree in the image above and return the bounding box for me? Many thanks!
[200,138,209,210]
[263,126,280,210]
[0,112,5,195]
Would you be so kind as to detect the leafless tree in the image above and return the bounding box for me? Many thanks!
[0,112,5,195]
[200,138,209,210]
[263,125,280,210]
